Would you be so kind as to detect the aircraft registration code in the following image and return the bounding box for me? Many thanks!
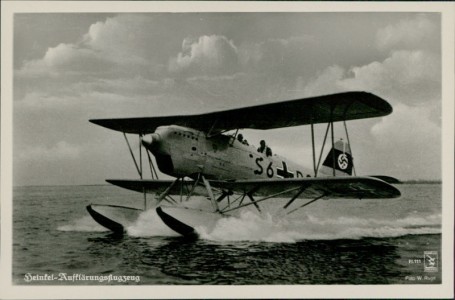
[408,259,422,264]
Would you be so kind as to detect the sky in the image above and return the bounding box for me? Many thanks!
[12,12,442,186]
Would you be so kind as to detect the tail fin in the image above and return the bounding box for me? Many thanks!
[320,139,353,176]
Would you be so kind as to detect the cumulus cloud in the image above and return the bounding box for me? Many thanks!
[238,36,315,78]
[297,49,440,107]
[297,65,346,97]
[13,13,443,185]
[367,103,441,179]
[74,76,175,97]
[84,15,156,60]
[293,29,441,180]
[17,43,109,78]
[16,14,164,80]
[340,50,440,105]
[372,103,439,146]
[298,14,440,105]
[341,50,439,88]
[376,14,438,52]
[169,35,240,75]
[169,34,314,80]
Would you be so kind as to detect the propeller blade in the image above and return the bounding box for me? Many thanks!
[141,133,160,150]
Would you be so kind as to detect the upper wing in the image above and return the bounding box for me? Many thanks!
[209,176,401,199]
[90,91,392,134]
[107,176,400,200]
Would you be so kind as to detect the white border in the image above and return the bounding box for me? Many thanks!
[1,1,454,299]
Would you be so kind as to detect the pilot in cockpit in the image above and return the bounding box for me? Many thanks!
[237,134,249,146]
[258,140,272,157]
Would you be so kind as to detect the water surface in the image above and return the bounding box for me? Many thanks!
[13,184,442,285]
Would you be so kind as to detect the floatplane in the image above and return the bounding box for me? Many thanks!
[87,91,401,238]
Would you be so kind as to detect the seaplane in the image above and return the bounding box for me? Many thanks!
[87,91,401,238]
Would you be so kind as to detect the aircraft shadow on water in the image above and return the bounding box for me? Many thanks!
[86,91,401,238]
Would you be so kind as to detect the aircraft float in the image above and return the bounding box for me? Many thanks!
[87,91,401,238]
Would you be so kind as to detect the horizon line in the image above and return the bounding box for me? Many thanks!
[11,179,443,188]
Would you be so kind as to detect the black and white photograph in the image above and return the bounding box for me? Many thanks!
[1,1,453,299]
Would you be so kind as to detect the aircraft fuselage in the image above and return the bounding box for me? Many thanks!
[143,125,314,181]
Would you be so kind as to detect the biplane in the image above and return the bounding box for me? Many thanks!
[87,91,401,237]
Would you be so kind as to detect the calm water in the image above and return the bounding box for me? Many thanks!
[13,184,442,285]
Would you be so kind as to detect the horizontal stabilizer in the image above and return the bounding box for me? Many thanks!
[368,175,401,184]
[90,92,392,134]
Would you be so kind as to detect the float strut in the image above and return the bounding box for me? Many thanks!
[156,178,179,205]
[202,176,220,212]
[247,193,261,213]
[185,173,202,201]
[286,193,327,215]
[216,190,233,203]
[283,185,308,209]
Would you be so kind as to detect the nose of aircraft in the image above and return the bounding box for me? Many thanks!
[141,133,160,150]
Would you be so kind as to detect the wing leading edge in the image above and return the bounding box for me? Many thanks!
[106,179,210,197]
[107,176,400,200]
[90,91,392,134]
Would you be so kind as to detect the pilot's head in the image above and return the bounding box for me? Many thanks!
[238,134,244,141]
[260,140,266,146]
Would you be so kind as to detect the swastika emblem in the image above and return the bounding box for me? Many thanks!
[337,154,349,170]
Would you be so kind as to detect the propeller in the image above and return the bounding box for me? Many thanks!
[138,133,160,180]
[141,133,160,150]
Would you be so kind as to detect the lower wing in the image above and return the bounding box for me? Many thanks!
[210,176,401,199]
[107,176,400,200]
[106,179,210,197]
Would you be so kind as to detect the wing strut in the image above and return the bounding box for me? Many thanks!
[310,103,355,178]
[123,132,142,178]
[145,149,159,179]
[330,106,336,176]
[207,119,219,138]
[138,134,147,209]
[315,122,331,177]
[122,132,162,209]
[286,193,327,215]
[311,122,316,177]
[221,186,302,214]
[122,132,161,181]
[343,120,356,176]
